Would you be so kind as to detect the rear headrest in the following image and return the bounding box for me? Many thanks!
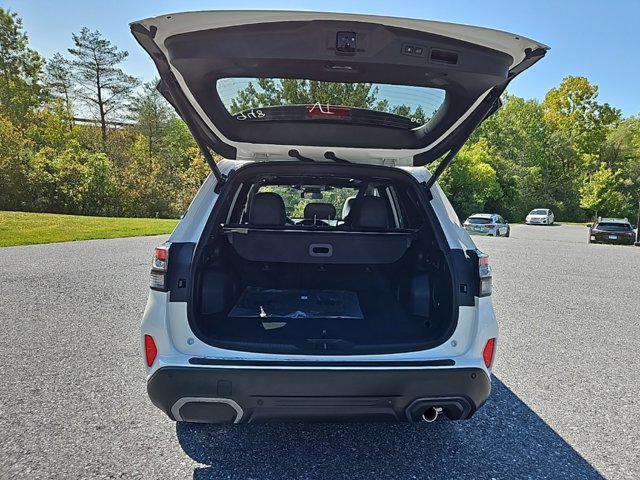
[249,192,286,226]
[304,202,336,221]
[351,196,390,229]
[341,196,356,220]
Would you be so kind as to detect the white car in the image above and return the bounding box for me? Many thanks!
[525,208,554,225]
[463,213,510,237]
[132,10,547,424]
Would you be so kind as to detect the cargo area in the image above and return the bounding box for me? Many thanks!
[187,163,460,355]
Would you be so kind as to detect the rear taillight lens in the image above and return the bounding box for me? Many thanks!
[150,242,171,291]
[483,338,496,368]
[478,251,492,297]
[144,334,157,367]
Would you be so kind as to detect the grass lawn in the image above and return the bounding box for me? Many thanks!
[0,211,179,247]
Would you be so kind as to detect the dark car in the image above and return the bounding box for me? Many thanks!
[588,218,636,245]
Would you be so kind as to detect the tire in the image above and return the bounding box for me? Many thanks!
[495,230,500,237]
[505,227,510,238]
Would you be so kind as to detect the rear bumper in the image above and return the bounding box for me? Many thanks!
[591,235,635,245]
[147,364,491,423]
[464,228,494,236]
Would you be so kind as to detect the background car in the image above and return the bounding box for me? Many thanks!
[588,217,636,245]
[463,213,510,237]
[525,208,554,225]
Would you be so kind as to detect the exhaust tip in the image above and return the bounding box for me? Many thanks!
[421,407,442,423]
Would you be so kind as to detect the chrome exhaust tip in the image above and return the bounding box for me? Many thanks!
[421,407,443,423]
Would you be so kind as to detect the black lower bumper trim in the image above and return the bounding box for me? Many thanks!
[147,365,491,424]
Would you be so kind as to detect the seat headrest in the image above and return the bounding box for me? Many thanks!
[351,196,390,229]
[304,202,336,221]
[249,192,286,226]
[341,196,357,220]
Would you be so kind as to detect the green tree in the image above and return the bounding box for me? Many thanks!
[601,116,640,217]
[543,76,621,158]
[472,94,579,220]
[580,164,631,218]
[438,139,502,220]
[68,27,139,148]
[129,80,174,159]
[0,113,33,210]
[45,53,73,116]
[0,9,45,125]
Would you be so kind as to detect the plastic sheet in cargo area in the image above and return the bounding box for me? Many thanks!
[229,287,364,320]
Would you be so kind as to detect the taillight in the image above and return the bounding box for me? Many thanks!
[150,242,171,291]
[483,338,496,368]
[478,251,492,297]
[144,334,157,367]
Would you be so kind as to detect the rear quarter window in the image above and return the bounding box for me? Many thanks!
[595,223,632,232]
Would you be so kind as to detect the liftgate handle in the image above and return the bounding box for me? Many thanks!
[308,243,333,257]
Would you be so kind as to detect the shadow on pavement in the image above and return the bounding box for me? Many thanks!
[176,377,602,479]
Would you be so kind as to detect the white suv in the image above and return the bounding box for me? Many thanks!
[132,10,547,424]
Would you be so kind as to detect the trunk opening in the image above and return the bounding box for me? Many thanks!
[187,162,459,355]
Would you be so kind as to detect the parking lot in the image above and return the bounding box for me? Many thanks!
[0,223,638,479]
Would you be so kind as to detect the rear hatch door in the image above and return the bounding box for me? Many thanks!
[131,11,547,170]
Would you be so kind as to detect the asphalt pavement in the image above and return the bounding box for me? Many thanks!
[0,224,638,479]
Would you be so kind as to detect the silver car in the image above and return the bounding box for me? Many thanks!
[463,213,510,237]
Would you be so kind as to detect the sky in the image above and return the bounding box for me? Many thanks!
[2,0,639,117]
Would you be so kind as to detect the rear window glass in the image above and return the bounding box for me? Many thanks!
[595,223,632,232]
[261,185,358,220]
[217,78,446,129]
[467,217,492,224]
[530,210,548,215]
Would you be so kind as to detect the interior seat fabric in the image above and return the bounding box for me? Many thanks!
[249,192,286,226]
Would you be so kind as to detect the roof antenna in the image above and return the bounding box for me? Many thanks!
[324,151,350,163]
[288,149,314,162]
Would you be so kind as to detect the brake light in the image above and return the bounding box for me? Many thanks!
[150,242,171,291]
[483,338,496,368]
[305,104,352,118]
[478,251,492,297]
[144,334,157,367]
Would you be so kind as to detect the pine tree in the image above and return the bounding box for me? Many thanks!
[68,27,138,148]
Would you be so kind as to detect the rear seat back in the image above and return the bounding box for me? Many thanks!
[351,196,390,229]
[248,192,286,226]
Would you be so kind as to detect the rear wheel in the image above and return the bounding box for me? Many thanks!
[505,227,510,237]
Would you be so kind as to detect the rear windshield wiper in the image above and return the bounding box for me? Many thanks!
[324,151,350,163]
[288,149,314,162]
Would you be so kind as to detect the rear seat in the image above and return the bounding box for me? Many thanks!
[227,193,412,264]
[301,203,336,226]
[248,192,286,226]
